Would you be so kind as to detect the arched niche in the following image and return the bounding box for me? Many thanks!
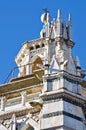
[32,56,43,73]
[20,124,34,130]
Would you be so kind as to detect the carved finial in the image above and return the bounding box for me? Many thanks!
[68,13,72,27]
[41,8,50,23]
[57,9,61,20]
[43,8,49,14]
[68,13,72,22]
[11,114,16,122]
[68,13,72,40]
[76,56,81,68]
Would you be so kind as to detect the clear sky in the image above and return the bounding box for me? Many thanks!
[0,0,86,84]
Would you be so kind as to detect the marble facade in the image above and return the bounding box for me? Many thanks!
[0,9,86,130]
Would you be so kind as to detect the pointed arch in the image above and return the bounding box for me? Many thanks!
[31,54,44,73]
[31,54,44,63]
[21,117,39,130]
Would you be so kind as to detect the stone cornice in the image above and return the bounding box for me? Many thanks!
[40,89,86,106]
[55,37,75,48]
[0,83,43,97]
[43,70,82,83]
[0,72,43,97]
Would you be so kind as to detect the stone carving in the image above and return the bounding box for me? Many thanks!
[20,91,26,106]
[1,96,6,111]
[21,113,40,130]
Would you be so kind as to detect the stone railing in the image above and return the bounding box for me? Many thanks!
[6,97,21,107]
[0,92,40,111]
[26,93,40,102]
[30,48,45,59]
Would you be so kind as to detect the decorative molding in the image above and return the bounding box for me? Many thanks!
[41,90,85,106]
[0,83,43,97]
[0,107,40,120]
[46,75,80,85]
[44,70,82,83]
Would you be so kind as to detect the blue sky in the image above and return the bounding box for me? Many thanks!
[0,0,86,84]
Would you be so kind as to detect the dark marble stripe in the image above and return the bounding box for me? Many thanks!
[43,111,83,122]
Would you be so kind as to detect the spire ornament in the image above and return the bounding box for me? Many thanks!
[68,13,72,40]
[57,9,61,21]
[40,8,50,38]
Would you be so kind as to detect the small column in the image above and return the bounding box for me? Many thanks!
[26,50,31,75]
[44,41,50,75]
[26,60,30,75]
[20,91,26,106]
[1,96,6,111]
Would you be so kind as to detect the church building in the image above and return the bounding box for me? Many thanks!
[0,9,86,130]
